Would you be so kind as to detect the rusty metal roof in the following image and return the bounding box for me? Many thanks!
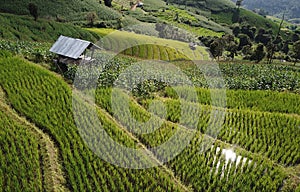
[50,35,94,59]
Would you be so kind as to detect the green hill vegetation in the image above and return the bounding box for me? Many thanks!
[0,0,300,191]
[164,0,277,31]
[0,0,120,22]
[0,13,100,42]
[241,0,300,20]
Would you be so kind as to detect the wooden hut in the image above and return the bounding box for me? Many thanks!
[50,35,100,65]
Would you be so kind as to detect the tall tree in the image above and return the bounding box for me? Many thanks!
[236,0,243,9]
[223,34,238,60]
[28,3,38,21]
[291,40,300,65]
[267,14,285,64]
[210,38,224,60]
[238,34,252,50]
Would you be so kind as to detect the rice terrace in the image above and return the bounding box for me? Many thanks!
[0,0,299,191]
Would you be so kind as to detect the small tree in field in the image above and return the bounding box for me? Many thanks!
[86,12,98,26]
[104,0,112,7]
[250,43,265,63]
[210,39,224,60]
[28,3,38,21]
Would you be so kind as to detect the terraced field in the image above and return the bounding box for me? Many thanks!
[0,56,187,191]
[87,28,210,61]
[0,87,66,191]
[94,87,300,191]
[0,55,299,191]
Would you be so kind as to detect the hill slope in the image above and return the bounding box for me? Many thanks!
[0,13,99,42]
[165,0,280,34]
[0,0,122,22]
[0,56,187,191]
[241,0,300,20]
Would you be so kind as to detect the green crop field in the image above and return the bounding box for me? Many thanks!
[0,56,189,191]
[165,87,300,114]
[88,28,210,60]
[94,87,299,191]
[0,48,299,191]
[0,93,44,191]
[1,0,300,191]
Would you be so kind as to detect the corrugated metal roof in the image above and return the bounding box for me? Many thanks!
[50,35,92,59]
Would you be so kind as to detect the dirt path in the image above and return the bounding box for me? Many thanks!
[0,87,68,192]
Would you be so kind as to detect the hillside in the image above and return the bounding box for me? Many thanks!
[241,0,300,20]
[1,0,300,191]
[164,0,280,34]
[0,13,100,42]
[0,55,299,191]
[0,0,122,22]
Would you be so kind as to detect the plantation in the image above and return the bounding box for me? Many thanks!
[93,87,299,191]
[165,87,300,114]
[0,46,299,191]
[1,0,300,191]
[0,56,188,191]
[0,96,43,191]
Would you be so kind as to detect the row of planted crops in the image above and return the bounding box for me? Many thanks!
[94,87,299,191]
[0,56,185,192]
[0,54,299,191]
